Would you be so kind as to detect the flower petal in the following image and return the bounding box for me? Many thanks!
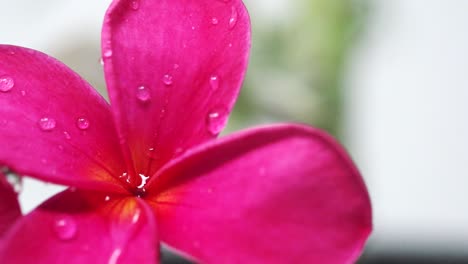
[0,45,126,193]
[102,0,251,176]
[0,172,21,237]
[0,189,159,263]
[148,124,372,263]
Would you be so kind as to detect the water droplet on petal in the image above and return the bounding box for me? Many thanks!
[99,57,104,66]
[103,50,113,58]
[0,76,14,92]
[209,75,219,90]
[206,107,228,135]
[104,195,111,202]
[211,17,219,25]
[20,90,26,96]
[130,0,140,10]
[76,117,90,130]
[228,6,238,29]
[38,117,56,131]
[58,145,64,151]
[162,74,173,86]
[53,216,77,241]
[173,64,180,70]
[136,85,151,102]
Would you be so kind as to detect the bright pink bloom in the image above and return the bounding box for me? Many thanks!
[0,171,21,238]
[0,0,371,263]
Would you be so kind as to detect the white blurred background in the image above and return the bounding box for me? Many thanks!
[1,0,467,262]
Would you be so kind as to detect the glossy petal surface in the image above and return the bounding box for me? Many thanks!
[0,45,126,193]
[0,172,21,237]
[102,0,251,176]
[0,189,159,263]
[149,124,372,263]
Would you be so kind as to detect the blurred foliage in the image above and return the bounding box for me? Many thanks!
[227,0,367,139]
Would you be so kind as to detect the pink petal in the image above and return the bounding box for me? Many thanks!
[0,45,127,193]
[102,0,251,176]
[148,124,372,263]
[0,189,159,263]
[0,172,21,237]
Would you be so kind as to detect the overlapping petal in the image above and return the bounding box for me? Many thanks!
[148,124,372,263]
[0,189,159,263]
[0,46,127,193]
[0,172,21,237]
[102,0,251,176]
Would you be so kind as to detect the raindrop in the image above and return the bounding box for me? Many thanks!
[0,76,14,92]
[38,117,56,131]
[20,90,26,96]
[136,85,151,102]
[53,216,77,241]
[209,75,219,90]
[130,0,140,10]
[103,50,113,58]
[162,74,173,86]
[211,17,219,25]
[76,117,90,130]
[206,107,228,135]
[228,6,238,29]
[104,195,111,202]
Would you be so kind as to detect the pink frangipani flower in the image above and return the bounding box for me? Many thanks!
[0,171,21,238]
[0,0,371,263]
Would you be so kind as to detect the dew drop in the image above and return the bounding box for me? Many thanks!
[130,0,140,10]
[76,117,90,130]
[206,107,228,135]
[103,50,113,58]
[20,90,26,96]
[38,117,56,131]
[104,195,111,202]
[162,74,173,86]
[0,76,14,92]
[209,75,219,90]
[136,85,151,102]
[211,17,219,25]
[53,216,77,241]
[228,6,238,29]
